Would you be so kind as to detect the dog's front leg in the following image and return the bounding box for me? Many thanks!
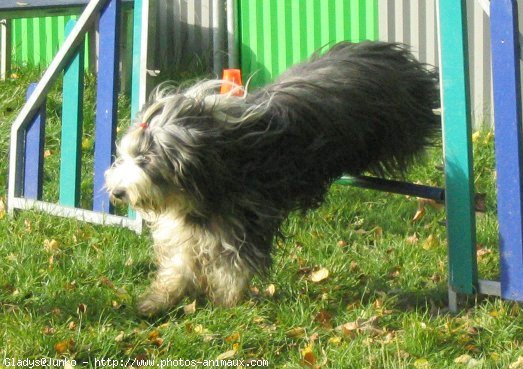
[137,250,197,316]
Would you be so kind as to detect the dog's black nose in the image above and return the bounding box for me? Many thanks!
[111,188,127,200]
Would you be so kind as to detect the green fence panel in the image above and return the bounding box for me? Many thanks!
[11,16,90,68]
[239,0,378,87]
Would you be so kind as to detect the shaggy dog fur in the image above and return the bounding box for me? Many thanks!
[105,41,440,315]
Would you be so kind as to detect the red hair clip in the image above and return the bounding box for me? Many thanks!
[138,122,148,129]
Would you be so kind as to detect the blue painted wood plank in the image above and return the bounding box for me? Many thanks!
[0,0,132,19]
[438,0,477,295]
[490,0,523,302]
[59,19,84,207]
[24,83,46,200]
[93,0,120,213]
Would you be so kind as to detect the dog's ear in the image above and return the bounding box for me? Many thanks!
[152,119,232,213]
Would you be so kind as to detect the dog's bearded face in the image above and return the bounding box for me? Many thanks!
[104,92,204,215]
[105,82,270,217]
[105,126,172,213]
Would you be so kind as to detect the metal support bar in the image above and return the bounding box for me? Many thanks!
[337,176,445,202]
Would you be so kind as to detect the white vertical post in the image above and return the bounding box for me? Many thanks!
[1,19,11,80]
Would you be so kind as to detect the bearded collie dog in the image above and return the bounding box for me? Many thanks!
[105,41,440,315]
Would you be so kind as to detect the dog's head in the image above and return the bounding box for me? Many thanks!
[104,81,269,216]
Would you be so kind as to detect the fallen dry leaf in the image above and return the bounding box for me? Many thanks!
[454,354,472,364]
[308,332,319,343]
[225,331,240,343]
[413,197,437,222]
[82,137,92,150]
[412,207,426,222]
[484,131,493,144]
[148,329,164,347]
[159,322,171,329]
[335,316,384,337]
[314,310,332,328]
[337,240,347,247]
[115,331,125,342]
[0,199,6,220]
[389,267,401,278]
[373,226,383,238]
[414,358,430,369]
[264,284,276,297]
[151,337,164,347]
[44,149,52,158]
[309,267,329,283]
[422,234,437,250]
[111,300,122,309]
[472,131,481,143]
[406,234,419,245]
[286,326,306,338]
[382,332,395,343]
[301,345,317,367]
[100,276,115,289]
[465,344,480,353]
[216,349,236,360]
[336,319,364,334]
[148,330,160,340]
[476,247,492,258]
[183,300,196,315]
[54,339,74,354]
[42,326,56,335]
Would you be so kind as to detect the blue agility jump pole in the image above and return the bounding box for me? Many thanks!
[490,0,523,302]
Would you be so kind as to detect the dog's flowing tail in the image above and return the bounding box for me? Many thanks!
[259,41,440,176]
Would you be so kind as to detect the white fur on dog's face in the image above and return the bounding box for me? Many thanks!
[105,128,169,214]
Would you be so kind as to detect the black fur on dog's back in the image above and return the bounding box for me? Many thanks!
[219,42,440,213]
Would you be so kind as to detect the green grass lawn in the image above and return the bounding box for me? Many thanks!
[1,67,523,369]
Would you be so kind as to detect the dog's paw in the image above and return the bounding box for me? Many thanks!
[137,293,167,316]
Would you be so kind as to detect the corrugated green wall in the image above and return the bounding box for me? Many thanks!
[239,0,378,86]
[11,16,89,68]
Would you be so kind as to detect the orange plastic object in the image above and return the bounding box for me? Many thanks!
[220,69,244,96]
